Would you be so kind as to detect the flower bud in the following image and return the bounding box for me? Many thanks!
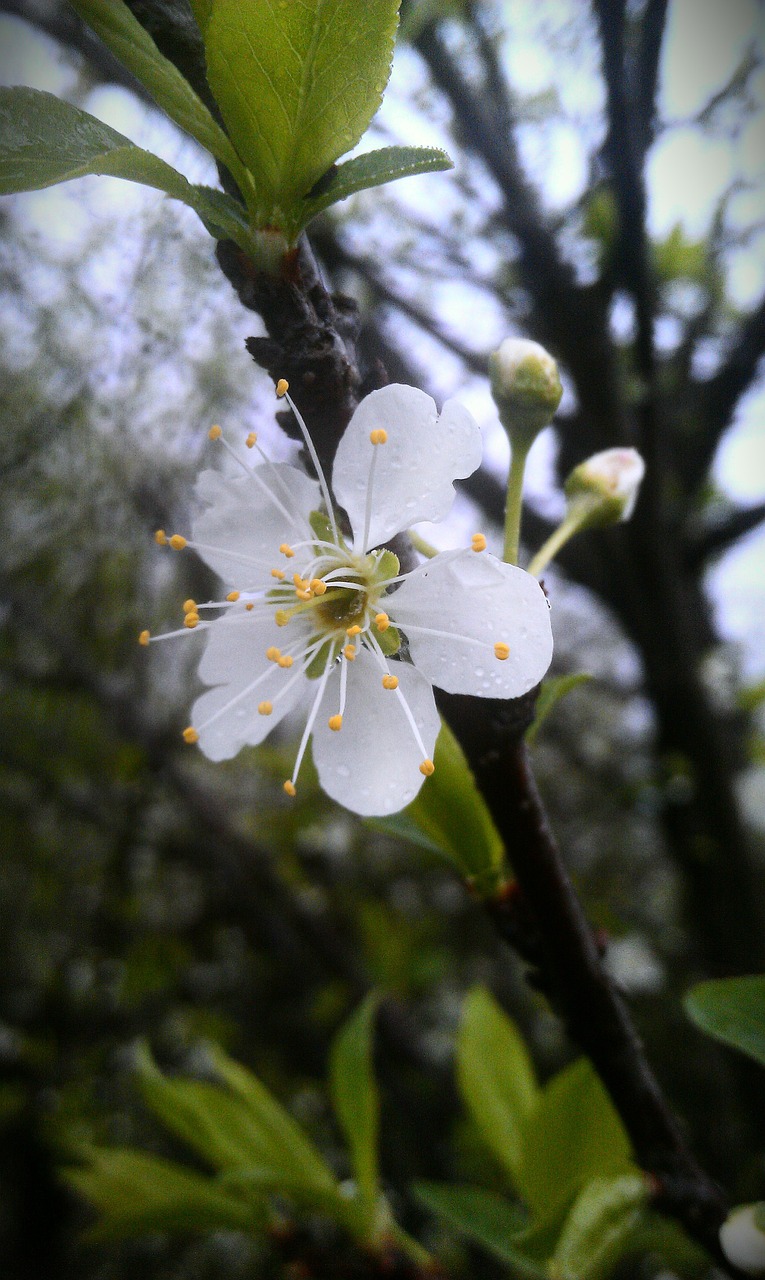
[720,1204,765,1275]
[563,447,645,528]
[489,338,563,445]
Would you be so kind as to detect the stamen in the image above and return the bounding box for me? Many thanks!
[280,543,295,558]
[287,642,337,793]
[310,578,327,595]
[346,624,362,637]
[266,647,281,661]
[369,428,388,445]
[208,424,222,441]
[227,591,241,602]
[382,673,399,690]
[374,612,390,631]
[494,642,510,660]
[169,534,187,550]
[271,569,286,580]
[283,388,338,537]
[183,599,197,613]
[155,529,167,545]
[258,701,273,715]
[246,432,257,448]
[245,603,255,612]
[419,759,435,777]
[184,613,200,629]
[278,655,293,668]
[360,437,380,554]
[275,610,290,626]
[364,632,432,764]
[283,780,297,797]
[471,533,487,552]
[182,726,199,744]
[343,645,356,661]
[328,714,343,731]
[276,379,289,398]
[138,629,151,646]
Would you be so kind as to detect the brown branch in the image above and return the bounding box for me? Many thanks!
[440,706,740,1273]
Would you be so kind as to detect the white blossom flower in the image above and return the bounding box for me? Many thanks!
[720,1204,765,1275]
[142,382,553,817]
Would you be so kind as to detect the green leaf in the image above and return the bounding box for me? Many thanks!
[456,987,539,1187]
[137,1044,338,1203]
[66,0,247,186]
[525,673,591,746]
[405,719,505,894]
[552,1175,647,1280]
[64,1147,263,1240]
[301,145,452,219]
[413,1183,545,1277]
[329,994,381,1231]
[518,1058,633,1221]
[0,88,256,254]
[206,1044,340,1199]
[204,0,400,234]
[685,975,765,1068]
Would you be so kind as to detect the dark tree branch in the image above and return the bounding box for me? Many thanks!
[685,500,765,568]
[635,0,670,152]
[691,293,765,492]
[412,17,626,456]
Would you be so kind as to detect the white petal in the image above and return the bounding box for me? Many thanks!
[331,385,482,551]
[192,611,311,760]
[312,647,441,817]
[191,465,320,586]
[389,549,553,698]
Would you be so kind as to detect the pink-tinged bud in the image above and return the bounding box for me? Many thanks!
[720,1204,765,1275]
[489,337,563,444]
[564,447,645,528]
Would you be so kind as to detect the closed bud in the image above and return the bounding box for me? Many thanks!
[489,337,563,444]
[564,447,645,528]
[720,1204,765,1275]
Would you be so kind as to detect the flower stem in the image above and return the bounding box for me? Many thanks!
[502,441,530,565]
[527,505,590,577]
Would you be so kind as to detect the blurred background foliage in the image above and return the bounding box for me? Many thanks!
[0,0,764,1275]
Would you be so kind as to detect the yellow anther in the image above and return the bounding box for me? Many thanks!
[271,568,286,580]
[226,591,241,602]
[182,726,199,744]
[208,424,222,441]
[184,613,200,629]
[183,599,197,614]
[494,642,510,661]
[310,578,327,595]
[275,610,290,626]
[138,629,151,646]
[258,701,273,716]
[266,646,281,661]
[293,572,308,589]
[382,673,399,690]
[169,534,187,550]
[279,543,295,558]
[245,602,255,612]
[246,432,257,448]
[296,589,313,601]
[343,645,356,661]
[471,533,487,553]
[346,624,362,637]
[276,378,289,398]
[283,779,297,796]
[278,655,293,668]
[328,714,343,731]
[369,428,388,445]
[419,759,435,777]
[154,529,167,545]
[374,612,390,631]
